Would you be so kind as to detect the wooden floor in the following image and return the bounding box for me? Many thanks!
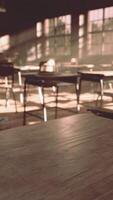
[0,83,113,130]
[1,113,113,199]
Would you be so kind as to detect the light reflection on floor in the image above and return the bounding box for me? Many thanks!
[0,86,113,130]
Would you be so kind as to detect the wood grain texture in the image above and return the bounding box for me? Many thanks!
[0,113,113,199]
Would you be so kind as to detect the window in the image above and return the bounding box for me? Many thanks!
[103,7,113,54]
[55,15,71,35]
[87,7,113,55]
[44,15,71,57]
[87,9,103,55]
[104,7,113,31]
[88,9,103,32]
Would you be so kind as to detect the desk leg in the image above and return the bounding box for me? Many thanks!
[23,80,27,125]
[100,79,104,106]
[41,87,47,122]
[76,77,81,112]
[18,71,24,104]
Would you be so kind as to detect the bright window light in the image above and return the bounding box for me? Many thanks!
[105,6,113,18]
[88,9,103,21]
[0,35,10,52]
[36,22,42,37]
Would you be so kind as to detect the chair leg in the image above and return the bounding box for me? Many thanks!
[12,87,17,113]
[38,86,43,104]
[5,85,17,112]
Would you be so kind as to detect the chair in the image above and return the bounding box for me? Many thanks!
[0,62,17,111]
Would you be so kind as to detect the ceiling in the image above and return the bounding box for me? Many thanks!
[1,0,113,36]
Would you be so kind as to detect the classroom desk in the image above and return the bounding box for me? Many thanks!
[23,72,79,123]
[78,70,113,106]
[14,66,79,103]
[1,113,113,199]
[24,72,78,83]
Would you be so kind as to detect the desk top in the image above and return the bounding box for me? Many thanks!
[14,65,40,71]
[61,62,94,68]
[1,113,113,199]
[25,72,78,83]
[78,70,113,82]
[79,70,113,76]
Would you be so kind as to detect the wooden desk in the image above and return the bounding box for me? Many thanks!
[23,72,79,123]
[78,70,113,106]
[1,113,113,199]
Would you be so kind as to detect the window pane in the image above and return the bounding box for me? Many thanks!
[55,36,71,56]
[27,46,36,62]
[79,27,84,37]
[104,19,113,30]
[65,36,71,55]
[79,15,84,26]
[49,19,55,35]
[65,24,71,34]
[88,9,103,32]
[104,32,113,43]
[79,38,84,49]
[87,33,103,55]
[45,40,50,56]
[88,9,103,21]
[36,22,42,37]
[87,45,102,55]
[88,33,103,45]
[88,20,103,32]
[103,44,113,54]
[79,38,84,58]
[66,15,71,24]
[55,36,65,49]
[105,6,113,18]
[37,43,42,58]
[44,19,55,36]
[44,19,49,36]
[55,23,65,35]
[55,15,71,35]
[49,38,55,55]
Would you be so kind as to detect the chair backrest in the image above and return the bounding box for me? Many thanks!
[39,61,47,72]
[0,62,15,84]
[0,62,14,76]
[39,59,55,73]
